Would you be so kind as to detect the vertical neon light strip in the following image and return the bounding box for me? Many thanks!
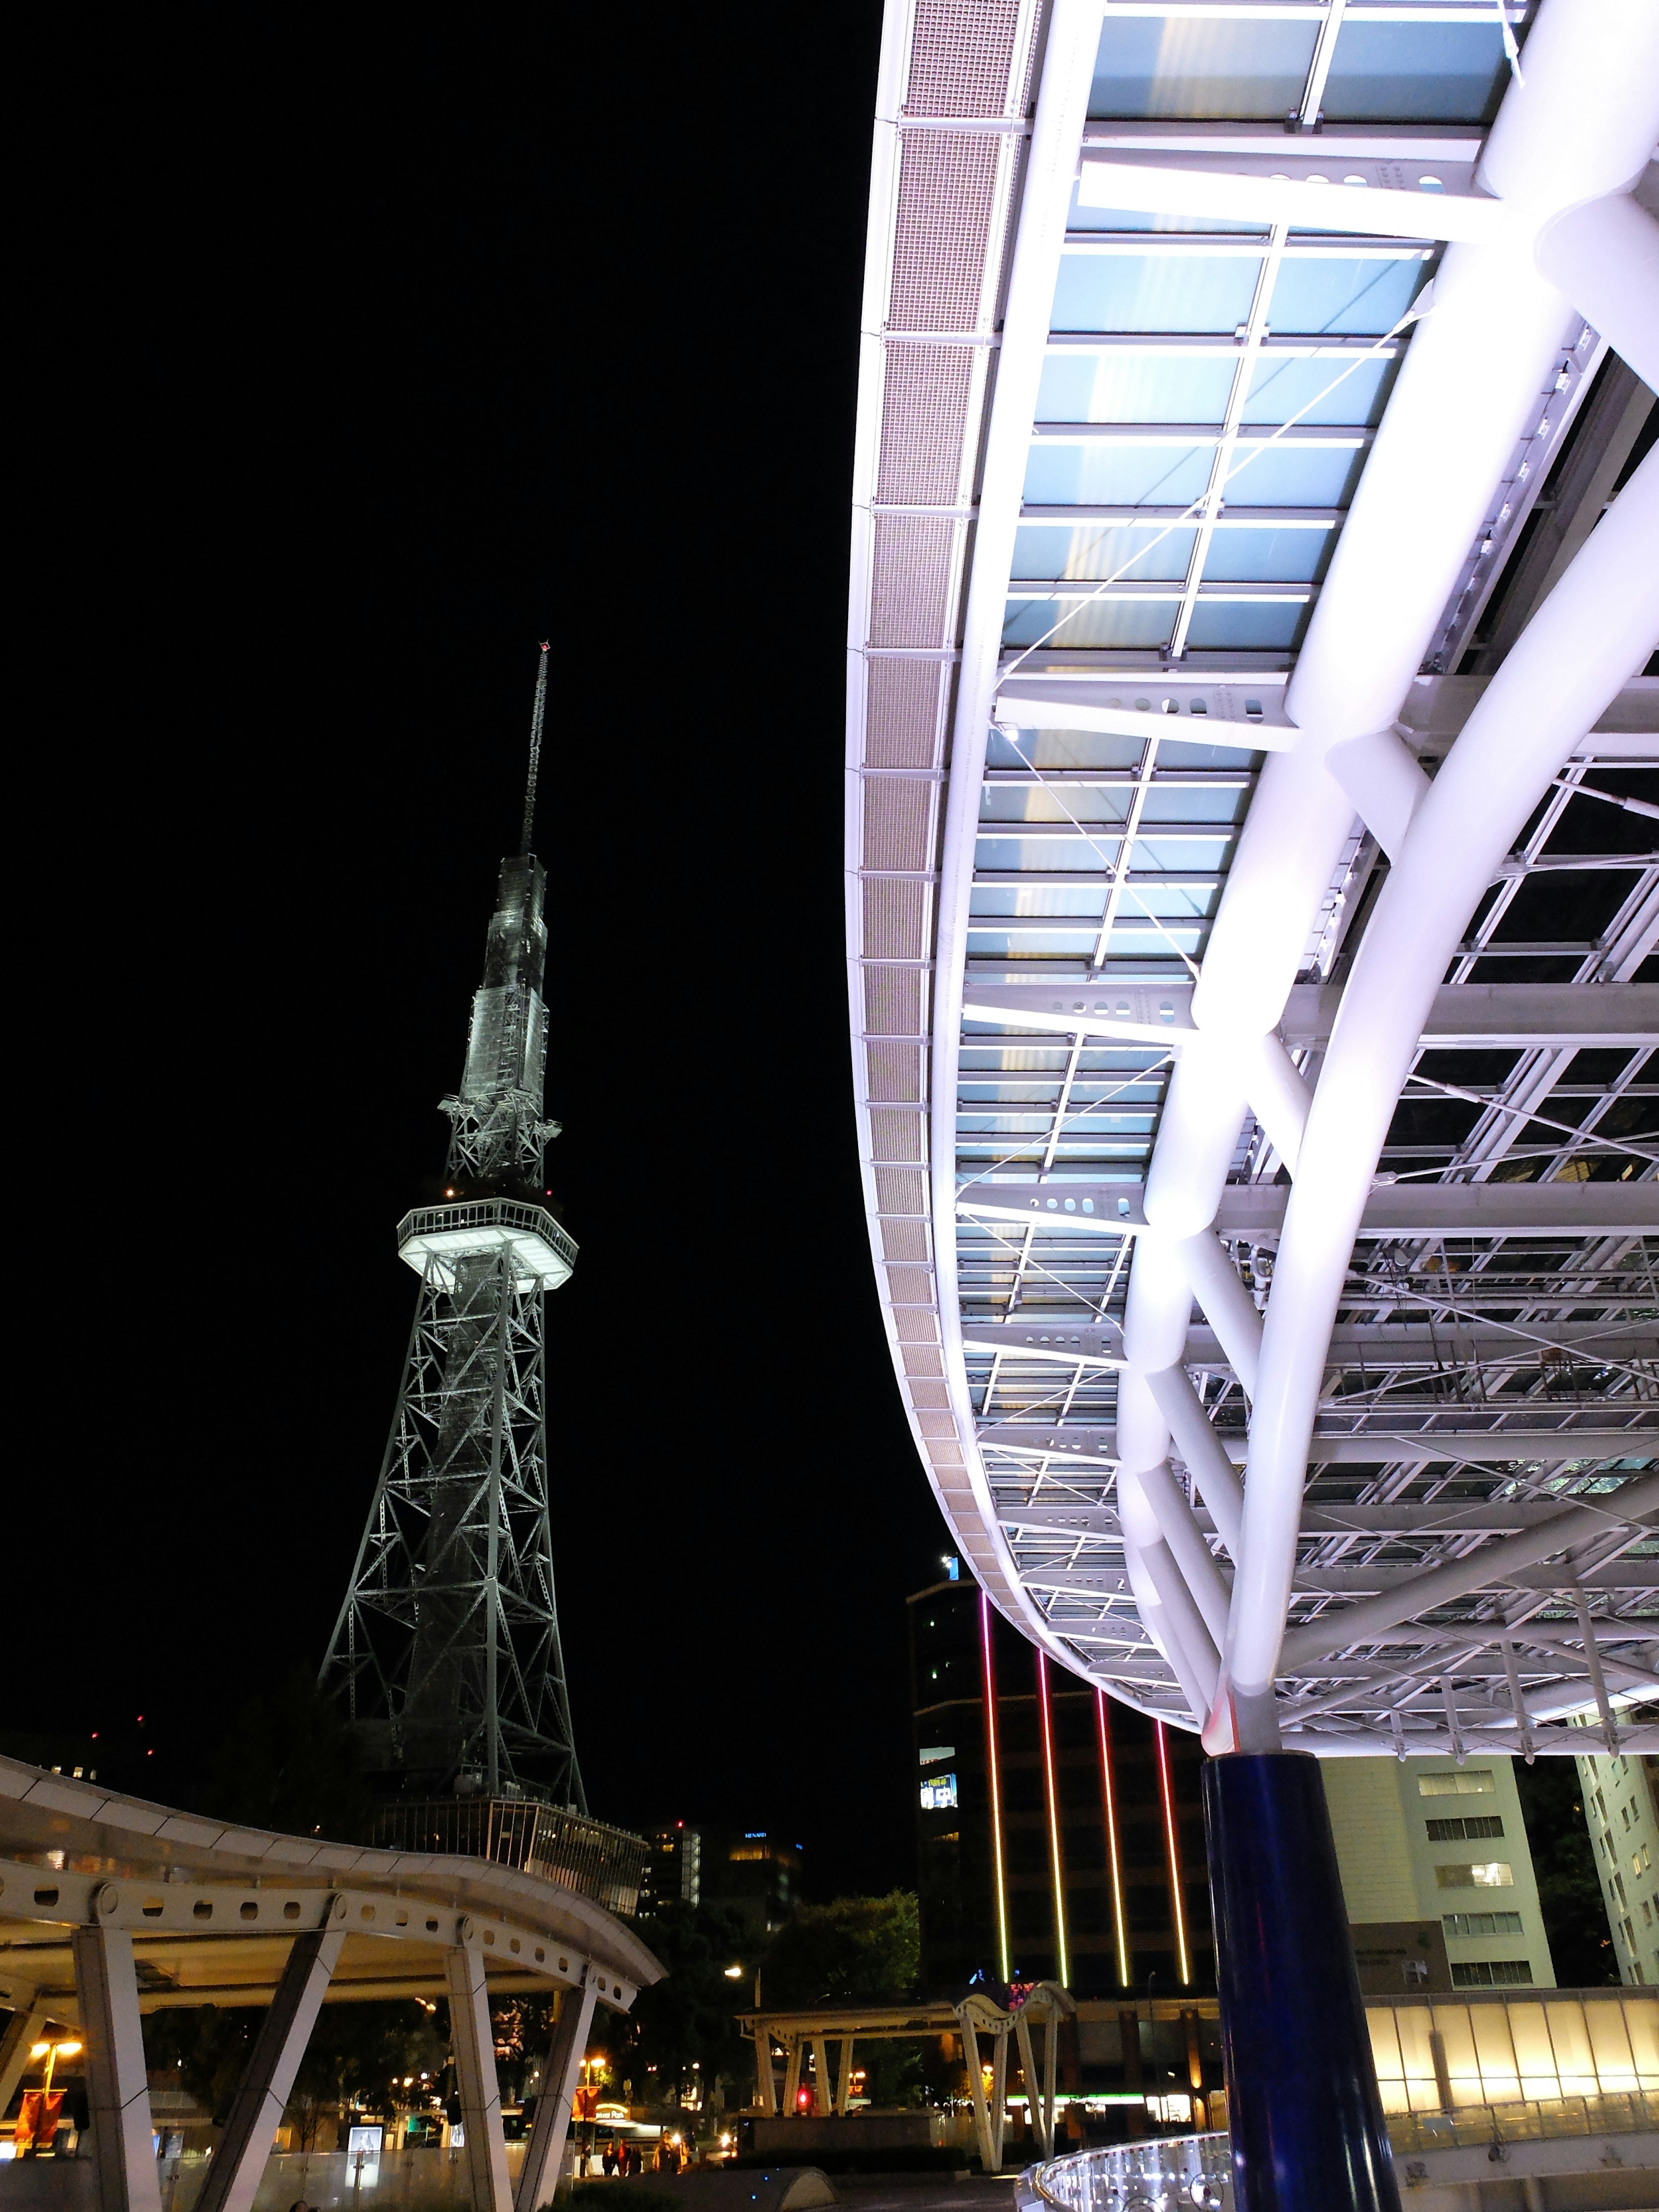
[1095,1690,1131,1987]
[1153,1720,1190,1985]
[980,1591,1011,1982]
[1036,1652,1071,1988]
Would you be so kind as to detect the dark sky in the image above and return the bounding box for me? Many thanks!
[19,10,954,1900]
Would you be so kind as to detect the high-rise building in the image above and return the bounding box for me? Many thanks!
[638,1823,703,1917]
[1573,1744,1659,1986]
[702,1833,800,1945]
[909,1577,1211,1998]
[1323,1757,1555,1994]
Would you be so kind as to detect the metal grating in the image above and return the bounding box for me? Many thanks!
[864,659,946,769]
[889,136,1006,331]
[905,0,1023,116]
[875,346,978,502]
[870,514,960,647]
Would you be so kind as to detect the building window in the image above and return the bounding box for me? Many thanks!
[1418,1770,1495,1798]
[1436,1863,1514,1891]
[1426,1815,1504,1843]
[1450,1961,1533,1988]
[1443,1911,1524,1937]
[920,1772,958,1811]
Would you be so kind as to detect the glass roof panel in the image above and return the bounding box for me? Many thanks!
[1089,16,1317,119]
[1183,600,1309,651]
[1068,187,1270,235]
[1140,784,1249,826]
[1220,442,1368,506]
[1147,740,1260,771]
[1265,254,1427,335]
[1053,253,1262,334]
[1012,522,1196,583]
[1321,21,1511,123]
[1244,352,1398,427]
[1024,442,1216,508]
[1002,599,1176,651]
[1038,353,1236,425]
[1201,525,1332,584]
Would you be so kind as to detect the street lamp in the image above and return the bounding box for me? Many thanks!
[29,2043,83,2095]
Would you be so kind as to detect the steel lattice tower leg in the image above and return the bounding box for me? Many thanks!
[326,1245,582,1808]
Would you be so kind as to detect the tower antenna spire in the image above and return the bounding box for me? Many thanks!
[520,641,550,855]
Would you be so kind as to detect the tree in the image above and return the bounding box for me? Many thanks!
[285,2002,446,2149]
[625,1901,753,2109]
[1514,1758,1621,1987]
[200,1668,372,1844]
[760,1894,920,2009]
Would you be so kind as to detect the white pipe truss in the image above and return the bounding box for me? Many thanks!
[847,0,1659,1759]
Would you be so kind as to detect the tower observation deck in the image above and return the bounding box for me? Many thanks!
[323,648,586,1812]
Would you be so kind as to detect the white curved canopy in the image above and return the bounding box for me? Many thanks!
[846,0,1659,1759]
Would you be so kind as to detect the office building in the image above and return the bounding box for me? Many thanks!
[638,1822,702,1918]
[1573,1744,1659,1986]
[1324,1757,1555,1994]
[910,1577,1211,1998]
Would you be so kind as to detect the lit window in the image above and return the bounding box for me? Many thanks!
[920,1773,959,1812]
[1418,1770,1495,1798]
[1435,1863,1514,1890]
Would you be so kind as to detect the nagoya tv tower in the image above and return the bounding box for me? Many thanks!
[323,645,585,1810]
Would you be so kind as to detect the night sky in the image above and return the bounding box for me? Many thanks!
[18,10,953,1899]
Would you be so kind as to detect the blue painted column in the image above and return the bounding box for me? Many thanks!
[1202,1751,1400,2212]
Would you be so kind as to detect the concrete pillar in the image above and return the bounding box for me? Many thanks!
[753,2024,776,2115]
[960,2018,996,2174]
[1013,2010,1046,2159]
[197,1928,346,2212]
[72,1922,161,2212]
[835,2036,854,2118]
[1119,2009,1144,2137]
[445,1940,512,2212]
[809,2036,831,2118]
[988,2026,1008,2173]
[1042,2012,1059,2156]
[780,2039,801,2116]
[1205,1753,1400,2212]
[514,1979,597,2212]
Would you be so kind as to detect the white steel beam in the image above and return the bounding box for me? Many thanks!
[73,1920,161,2212]
[195,1928,347,2212]
[960,979,1659,1051]
[515,1977,598,2212]
[980,1425,1658,1466]
[446,1941,513,2212]
[958,1179,1659,1240]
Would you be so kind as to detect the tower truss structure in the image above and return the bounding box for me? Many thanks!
[324,649,585,1808]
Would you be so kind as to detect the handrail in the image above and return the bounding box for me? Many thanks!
[1027,2088,1659,2211]
[397,1199,578,1265]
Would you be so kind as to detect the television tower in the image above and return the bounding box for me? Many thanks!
[322,645,585,1810]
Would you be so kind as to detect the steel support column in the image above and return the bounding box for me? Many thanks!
[515,1978,597,2212]
[1204,1754,1399,2212]
[0,1996,48,2131]
[445,1942,512,2212]
[197,1927,346,2212]
[73,1923,161,2212]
